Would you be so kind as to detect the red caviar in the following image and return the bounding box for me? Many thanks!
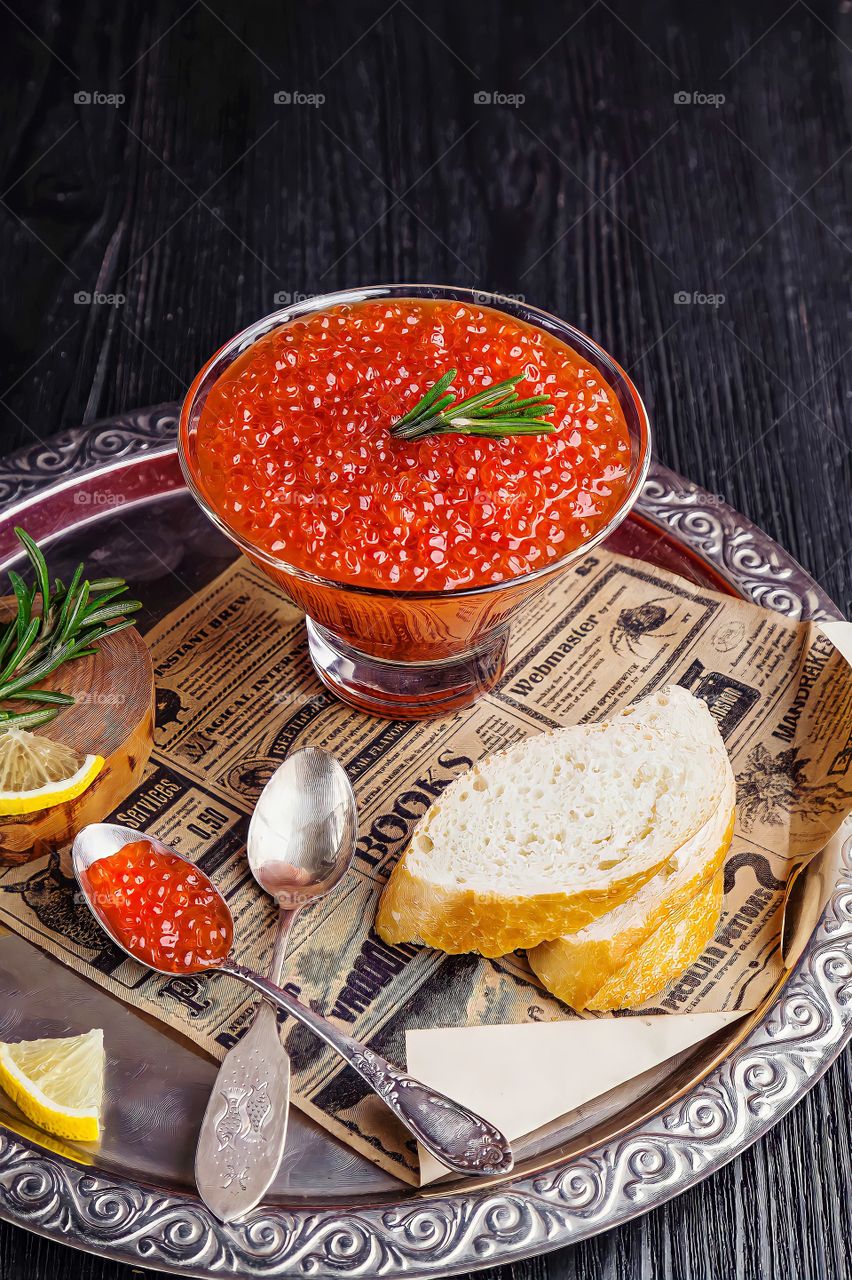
[195,299,631,591]
[84,840,233,974]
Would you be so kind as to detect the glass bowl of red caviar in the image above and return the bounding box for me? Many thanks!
[179,285,651,719]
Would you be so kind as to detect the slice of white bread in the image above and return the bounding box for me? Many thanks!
[527,769,735,1009]
[583,866,724,1011]
[376,687,730,957]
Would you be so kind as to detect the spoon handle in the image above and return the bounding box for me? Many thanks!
[195,910,297,1221]
[219,959,513,1178]
[267,907,298,984]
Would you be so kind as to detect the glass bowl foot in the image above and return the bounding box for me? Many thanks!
[305,619,509,719]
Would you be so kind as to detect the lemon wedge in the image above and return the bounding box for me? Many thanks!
[0,729,103,815]
[0,1029,105,1142]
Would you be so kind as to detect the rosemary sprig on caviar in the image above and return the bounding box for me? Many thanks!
[0,528,142,732]
[389,368,556,442]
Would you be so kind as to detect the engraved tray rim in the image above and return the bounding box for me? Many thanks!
[0,403,847,1279]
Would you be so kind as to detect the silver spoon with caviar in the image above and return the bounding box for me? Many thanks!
[73,797,513,1184]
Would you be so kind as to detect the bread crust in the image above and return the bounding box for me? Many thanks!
[527,803,735,1008]
[376,855,679,957]
[584,866,724,1011]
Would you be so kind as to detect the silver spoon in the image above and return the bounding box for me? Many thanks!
[195,747,356,1221]
[72,820,514,1180]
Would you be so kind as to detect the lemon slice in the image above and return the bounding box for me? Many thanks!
[0,1029,105,1141]
[0,729,104,815]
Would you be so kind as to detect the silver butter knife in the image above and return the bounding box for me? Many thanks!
[195,908,294,1222]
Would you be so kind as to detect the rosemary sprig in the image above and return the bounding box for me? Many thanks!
[0,528,142,731]
[390,368,556,442]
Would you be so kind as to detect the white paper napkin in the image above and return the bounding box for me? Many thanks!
[407,1011,745,1184]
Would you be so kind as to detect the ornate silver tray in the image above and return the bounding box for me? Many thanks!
[0,404,847,1277]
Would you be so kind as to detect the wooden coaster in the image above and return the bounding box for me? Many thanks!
[0,603,155,864]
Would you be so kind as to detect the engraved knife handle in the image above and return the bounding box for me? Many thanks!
[195,910,296,1222]
[219,960,514,1178]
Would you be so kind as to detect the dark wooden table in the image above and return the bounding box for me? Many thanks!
[1,1,850,1276]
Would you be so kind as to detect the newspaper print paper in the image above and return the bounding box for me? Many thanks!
[1,549,850,1183]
